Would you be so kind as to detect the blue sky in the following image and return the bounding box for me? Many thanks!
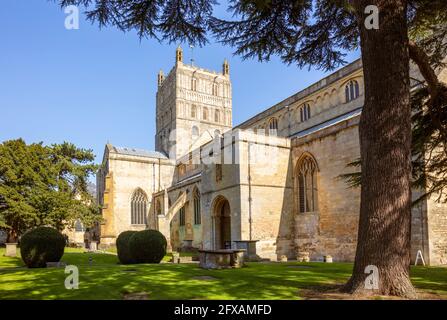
[0,0,360,165]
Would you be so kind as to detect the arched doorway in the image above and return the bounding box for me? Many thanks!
[213,196,231,249]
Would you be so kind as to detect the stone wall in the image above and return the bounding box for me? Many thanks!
[426,195,447,265]
[166,181,203,251]
[98,147,175,246]
[291,117,361,262]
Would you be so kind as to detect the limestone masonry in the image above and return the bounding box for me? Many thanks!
[96,47,447,265]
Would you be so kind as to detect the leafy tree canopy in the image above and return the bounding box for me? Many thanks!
[56,0,446,71]
[0,139,101,241]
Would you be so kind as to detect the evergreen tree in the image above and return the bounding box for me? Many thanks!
[0,139,101,242]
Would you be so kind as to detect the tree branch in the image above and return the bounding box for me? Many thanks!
[408,40,440,96]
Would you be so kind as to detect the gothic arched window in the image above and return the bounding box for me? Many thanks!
[345,80,360,103]
[179,206,186,226]
[191,105,197,118]
[131,189,148,225]
[193,189,201,225]
[296,155,318,213]
[203,107,209,120]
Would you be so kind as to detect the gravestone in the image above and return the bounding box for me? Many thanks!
[5,243,17,257]
[297,251,310,262]
[90,241,98,251]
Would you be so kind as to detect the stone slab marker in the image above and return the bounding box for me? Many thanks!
[5,243,18,257]
[90,241,98,251]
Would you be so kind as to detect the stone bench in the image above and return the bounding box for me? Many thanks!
[198,249,246,269]
[171,254,197,264]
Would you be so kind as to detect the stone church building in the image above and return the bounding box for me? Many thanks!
[97,46,447,265]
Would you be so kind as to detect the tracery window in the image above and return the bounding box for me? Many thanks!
[131,189,148,225]
[193,190,201,225]
[296,156,318,213]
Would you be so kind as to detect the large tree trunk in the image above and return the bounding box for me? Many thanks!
[344,0,417,298]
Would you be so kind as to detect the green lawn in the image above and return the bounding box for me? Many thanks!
[0,248,446,300]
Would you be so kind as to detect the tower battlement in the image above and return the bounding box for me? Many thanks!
[155,46,233,159]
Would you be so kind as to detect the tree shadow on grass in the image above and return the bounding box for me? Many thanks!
[410,266,447,299]
[0,255,445,300]
[0,261,353,300]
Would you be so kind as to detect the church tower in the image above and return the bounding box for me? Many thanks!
[155,46,233,159]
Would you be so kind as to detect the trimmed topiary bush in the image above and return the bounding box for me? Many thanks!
[129,229,167,264]
[116,230,138,264]
[20,227,65,268]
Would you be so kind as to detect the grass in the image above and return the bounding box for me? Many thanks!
[0,247,446,300]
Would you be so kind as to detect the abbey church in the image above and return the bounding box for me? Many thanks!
[96,46,447,265]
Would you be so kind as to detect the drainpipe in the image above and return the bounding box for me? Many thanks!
[248,142,253,241]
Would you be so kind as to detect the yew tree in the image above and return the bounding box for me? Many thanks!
[54,0,446,298]
[0,139,100,242]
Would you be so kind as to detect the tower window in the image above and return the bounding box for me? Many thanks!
[203,107,209,120]
[191,78,197,91]
[191,105,197,118]
[212,83,218,96]
[345,80,360,103]
[215,110,220,123]
[131,188,148,225]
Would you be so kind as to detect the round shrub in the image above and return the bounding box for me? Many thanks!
[116,230,138,264]
[129,229,167,264]
[20,227,65,268]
